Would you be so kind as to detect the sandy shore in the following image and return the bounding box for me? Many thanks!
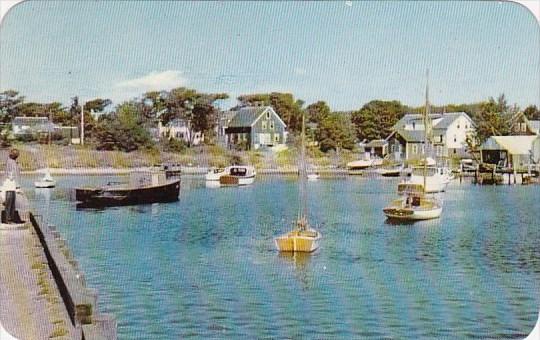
[24,166,351,176]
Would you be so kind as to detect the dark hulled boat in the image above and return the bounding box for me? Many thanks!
[75,171,180,208]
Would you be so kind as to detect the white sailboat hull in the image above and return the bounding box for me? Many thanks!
[384,206,442,220]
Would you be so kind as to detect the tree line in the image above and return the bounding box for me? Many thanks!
[1,88,539,153]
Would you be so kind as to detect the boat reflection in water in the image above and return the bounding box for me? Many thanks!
[278,251,314,291]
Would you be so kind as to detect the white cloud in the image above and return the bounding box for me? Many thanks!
[110,70,187,103]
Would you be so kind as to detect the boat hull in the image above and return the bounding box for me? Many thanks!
[383,206,442,220]
[35,181,56,188]
[75,180,180,208]
[274,230,321,252]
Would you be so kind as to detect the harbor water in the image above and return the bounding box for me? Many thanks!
[27,175,540,339]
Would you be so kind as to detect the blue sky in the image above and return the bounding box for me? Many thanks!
[1,1,539,110]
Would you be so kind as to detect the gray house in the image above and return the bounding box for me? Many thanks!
[387,112,475,161]
[224,106,287,150]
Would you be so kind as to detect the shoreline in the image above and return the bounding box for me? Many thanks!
[23,166,351,176]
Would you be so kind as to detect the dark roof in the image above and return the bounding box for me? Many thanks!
[392,112,472,142]
[365,139,388,147]
[397,129,426,143]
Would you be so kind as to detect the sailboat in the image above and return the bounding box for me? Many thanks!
[35,168,56,188]
[35,112,56,188]
[274,113,322,252]
[383,71,442,221]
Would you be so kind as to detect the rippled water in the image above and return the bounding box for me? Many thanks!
[27,175,539,339]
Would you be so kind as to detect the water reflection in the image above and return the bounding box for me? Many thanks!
[278,252,313,291]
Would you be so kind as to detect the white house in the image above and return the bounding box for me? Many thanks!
[158,118,204,146]
[12,116,58,136]
[387,112,476,161]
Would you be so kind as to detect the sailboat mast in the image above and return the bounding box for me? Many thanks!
[423,69,431,194]
[300,112,307,219]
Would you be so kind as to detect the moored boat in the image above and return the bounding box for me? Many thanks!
[274,217,322,252]
[275,112,322,253]
[383,192,442,220]
[384,70,443,222]
[35,169,56,188]
[206,165,256,186]
[75,170,180,208]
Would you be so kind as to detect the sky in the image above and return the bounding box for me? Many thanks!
[1,1,539,111]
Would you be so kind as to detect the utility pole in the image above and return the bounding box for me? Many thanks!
[80,102,84,145]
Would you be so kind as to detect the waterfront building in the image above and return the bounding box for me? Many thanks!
[224,106,287,150]
[480,135,540,169]
[359,139,389,158]
[386,112,475,161]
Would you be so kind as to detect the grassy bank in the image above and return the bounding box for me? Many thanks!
[0,143,359,171]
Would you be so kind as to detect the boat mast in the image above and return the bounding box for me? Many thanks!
[299,112,308,222]
[423,69,432,194]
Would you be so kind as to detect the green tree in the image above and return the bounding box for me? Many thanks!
[351,100,405,141]
[523,105,540,120]
[315,113,356,152]
[305,101,330,124]
[0,90,24,123]
[94,102,153,152]
[472,98,511,145]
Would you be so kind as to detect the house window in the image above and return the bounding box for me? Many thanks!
[412,144,417,154]
[266,111,271,119]
[439,135,443,143]
[412,122,416,130]
[270,121,275,130]
[421,144,425,154]
[262,121,267,130]
[521,123,527,132]
[390,145,395,153]
[274,134,279,142]
[436,146,443,156]
[454,135,457,142]
[457,124,460,129]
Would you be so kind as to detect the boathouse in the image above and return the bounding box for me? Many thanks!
[224,106,287,150]
[480,135,540,169]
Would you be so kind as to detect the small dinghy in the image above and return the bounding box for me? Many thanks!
[35,169,56,188]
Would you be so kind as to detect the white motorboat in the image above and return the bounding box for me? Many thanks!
[399,166,448,193]
[205,165,256,186]
[34,169,56,188]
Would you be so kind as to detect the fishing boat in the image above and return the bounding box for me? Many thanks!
[384,71,442,221]
[205,165,256,186]
[34,169,56,188]
[75,170,180,208]
[275,113,322,252]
